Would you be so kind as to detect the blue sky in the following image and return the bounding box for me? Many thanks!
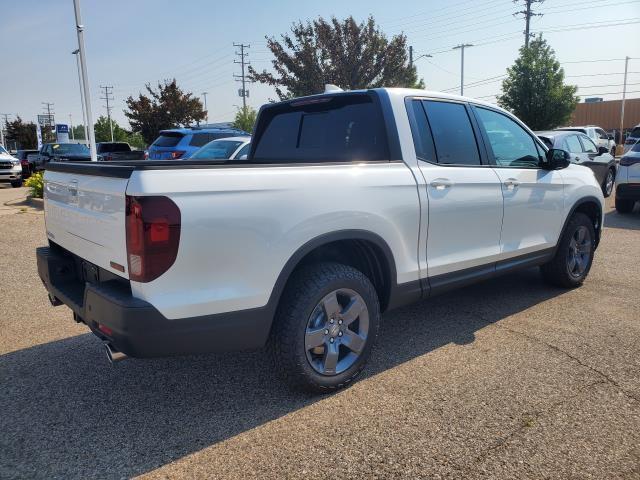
[1,0,639,131]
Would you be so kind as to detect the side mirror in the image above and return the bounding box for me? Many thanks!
[598,146,609,155]
[543,148,570,170]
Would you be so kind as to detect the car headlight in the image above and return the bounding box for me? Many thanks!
[11,160,20,166]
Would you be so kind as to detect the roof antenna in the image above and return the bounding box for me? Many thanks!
[324,84,343,93]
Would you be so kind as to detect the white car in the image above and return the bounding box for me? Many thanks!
[556,126,616,156]
[616,139,640,213]
[37,88,604,392]
[623,124,640,154]
[189,136,251,160]
[0,145,23,188]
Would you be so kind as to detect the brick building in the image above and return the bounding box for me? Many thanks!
[569,97,640,131]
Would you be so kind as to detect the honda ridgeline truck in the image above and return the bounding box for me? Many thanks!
[37,88,605,392]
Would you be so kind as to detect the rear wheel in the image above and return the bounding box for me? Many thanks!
[601,168,615,198]
[269,262,380,393]
[541,213,595,288]
[615,197,635,214]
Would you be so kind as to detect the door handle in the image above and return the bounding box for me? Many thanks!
[503,178,519,190]
[430,178,453,190]
[574,156,581,161]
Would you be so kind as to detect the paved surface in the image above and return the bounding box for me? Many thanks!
[1,184,639,479]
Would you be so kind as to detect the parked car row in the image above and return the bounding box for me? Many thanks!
[616,138,640,213]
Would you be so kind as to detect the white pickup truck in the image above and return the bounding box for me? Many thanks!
[38,88,604,392]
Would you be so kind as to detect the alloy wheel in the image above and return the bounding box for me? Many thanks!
[304,288,369,376]
[566,225,591,278]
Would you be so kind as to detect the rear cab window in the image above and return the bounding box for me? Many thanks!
[252,93,389,163]
[152,133,184,147]
[99,143,130,153]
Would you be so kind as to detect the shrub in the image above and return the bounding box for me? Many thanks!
[25,171,44,199]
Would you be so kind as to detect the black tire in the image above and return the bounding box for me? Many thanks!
[269,262,380,393]
[615,197,635,214]
[541,212,595,288]
[10,180,23,188]
[601,168,615,198]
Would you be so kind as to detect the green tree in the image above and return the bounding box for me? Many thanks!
[6,116,37,149]
[71,125,86,140]
[249,16,423,99]
[124,79,206,144]
[497,35,578,130]
[232,106,257,133]
[92,116,147,148]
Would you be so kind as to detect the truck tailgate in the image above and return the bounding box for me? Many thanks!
[44,169,129,278]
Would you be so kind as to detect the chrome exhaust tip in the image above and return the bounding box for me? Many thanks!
[104,342,128,364]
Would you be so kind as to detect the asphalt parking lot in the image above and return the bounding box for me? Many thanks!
[1,185,639,480]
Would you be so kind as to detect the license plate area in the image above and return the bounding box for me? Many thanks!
[81,260,99,284]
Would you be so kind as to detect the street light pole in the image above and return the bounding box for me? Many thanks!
[72,49,89,143]
[69,114,74,140]
[453,44,473,96]
[619,56,630,152]
[72,0,97,161]
[202,92,208,122]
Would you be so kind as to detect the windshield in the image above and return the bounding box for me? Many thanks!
[51,143,90,155]
[191,140,244,159]
[630,127,640,139]
[0,146,8,155]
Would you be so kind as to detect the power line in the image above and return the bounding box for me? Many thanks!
[233,43,250,109]
[100,85,115,142]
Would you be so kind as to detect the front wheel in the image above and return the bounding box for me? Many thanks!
[601,168,615,198]
[541,212,595,288]
[10,180,23,188]
[269,262,380,393]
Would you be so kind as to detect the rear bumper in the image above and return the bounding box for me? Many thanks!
[616,183,640,200]
[36,245,272,358]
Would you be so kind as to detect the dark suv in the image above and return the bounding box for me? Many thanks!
[14,149,39,177]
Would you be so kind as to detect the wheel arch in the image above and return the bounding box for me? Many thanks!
[265,230,406,319]
[559,196,603,250]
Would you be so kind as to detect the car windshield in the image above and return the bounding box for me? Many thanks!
[51,143,90,155]
[191,140,245,159]
[0,146,8,155]
[630,127,640,138]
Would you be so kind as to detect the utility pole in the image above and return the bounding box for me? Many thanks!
[452,44,473,96]
[42,102,55,142]
[409,46,413,67]
[201,92,208,122]
[513,0,543,48]
[69,114,74,141]
[100,85,114,142]
[0,113,10,147]
[73,0,97,161]
[619,56,630,153]
[233,43,250,109]
[72,49,88,143]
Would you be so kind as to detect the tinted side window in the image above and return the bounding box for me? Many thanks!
[423,101,480,165]
[253,94,389,162]
[189,133,212,147]
[579,135,597,153]
[474,107,539,167]
[406,99,436,162]
[564,135,583,153]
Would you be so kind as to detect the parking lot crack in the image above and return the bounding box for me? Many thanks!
[495,323,640,404]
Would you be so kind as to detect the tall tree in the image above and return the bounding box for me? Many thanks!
[5,116,37,149]
[497,35,578,130]
[232,106,257,133]
[124,79,206,144]
[249,16,423,99]
[93,116,146,148]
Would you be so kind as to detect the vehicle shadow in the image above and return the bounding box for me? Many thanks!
[604,206,640,230]
[1,268,564,479]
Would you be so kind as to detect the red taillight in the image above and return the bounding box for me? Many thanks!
[620,156,640,166]
[21,159,28,166]
[98,323,113,336]
[171,151,185,159]
[125,196,181,283]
